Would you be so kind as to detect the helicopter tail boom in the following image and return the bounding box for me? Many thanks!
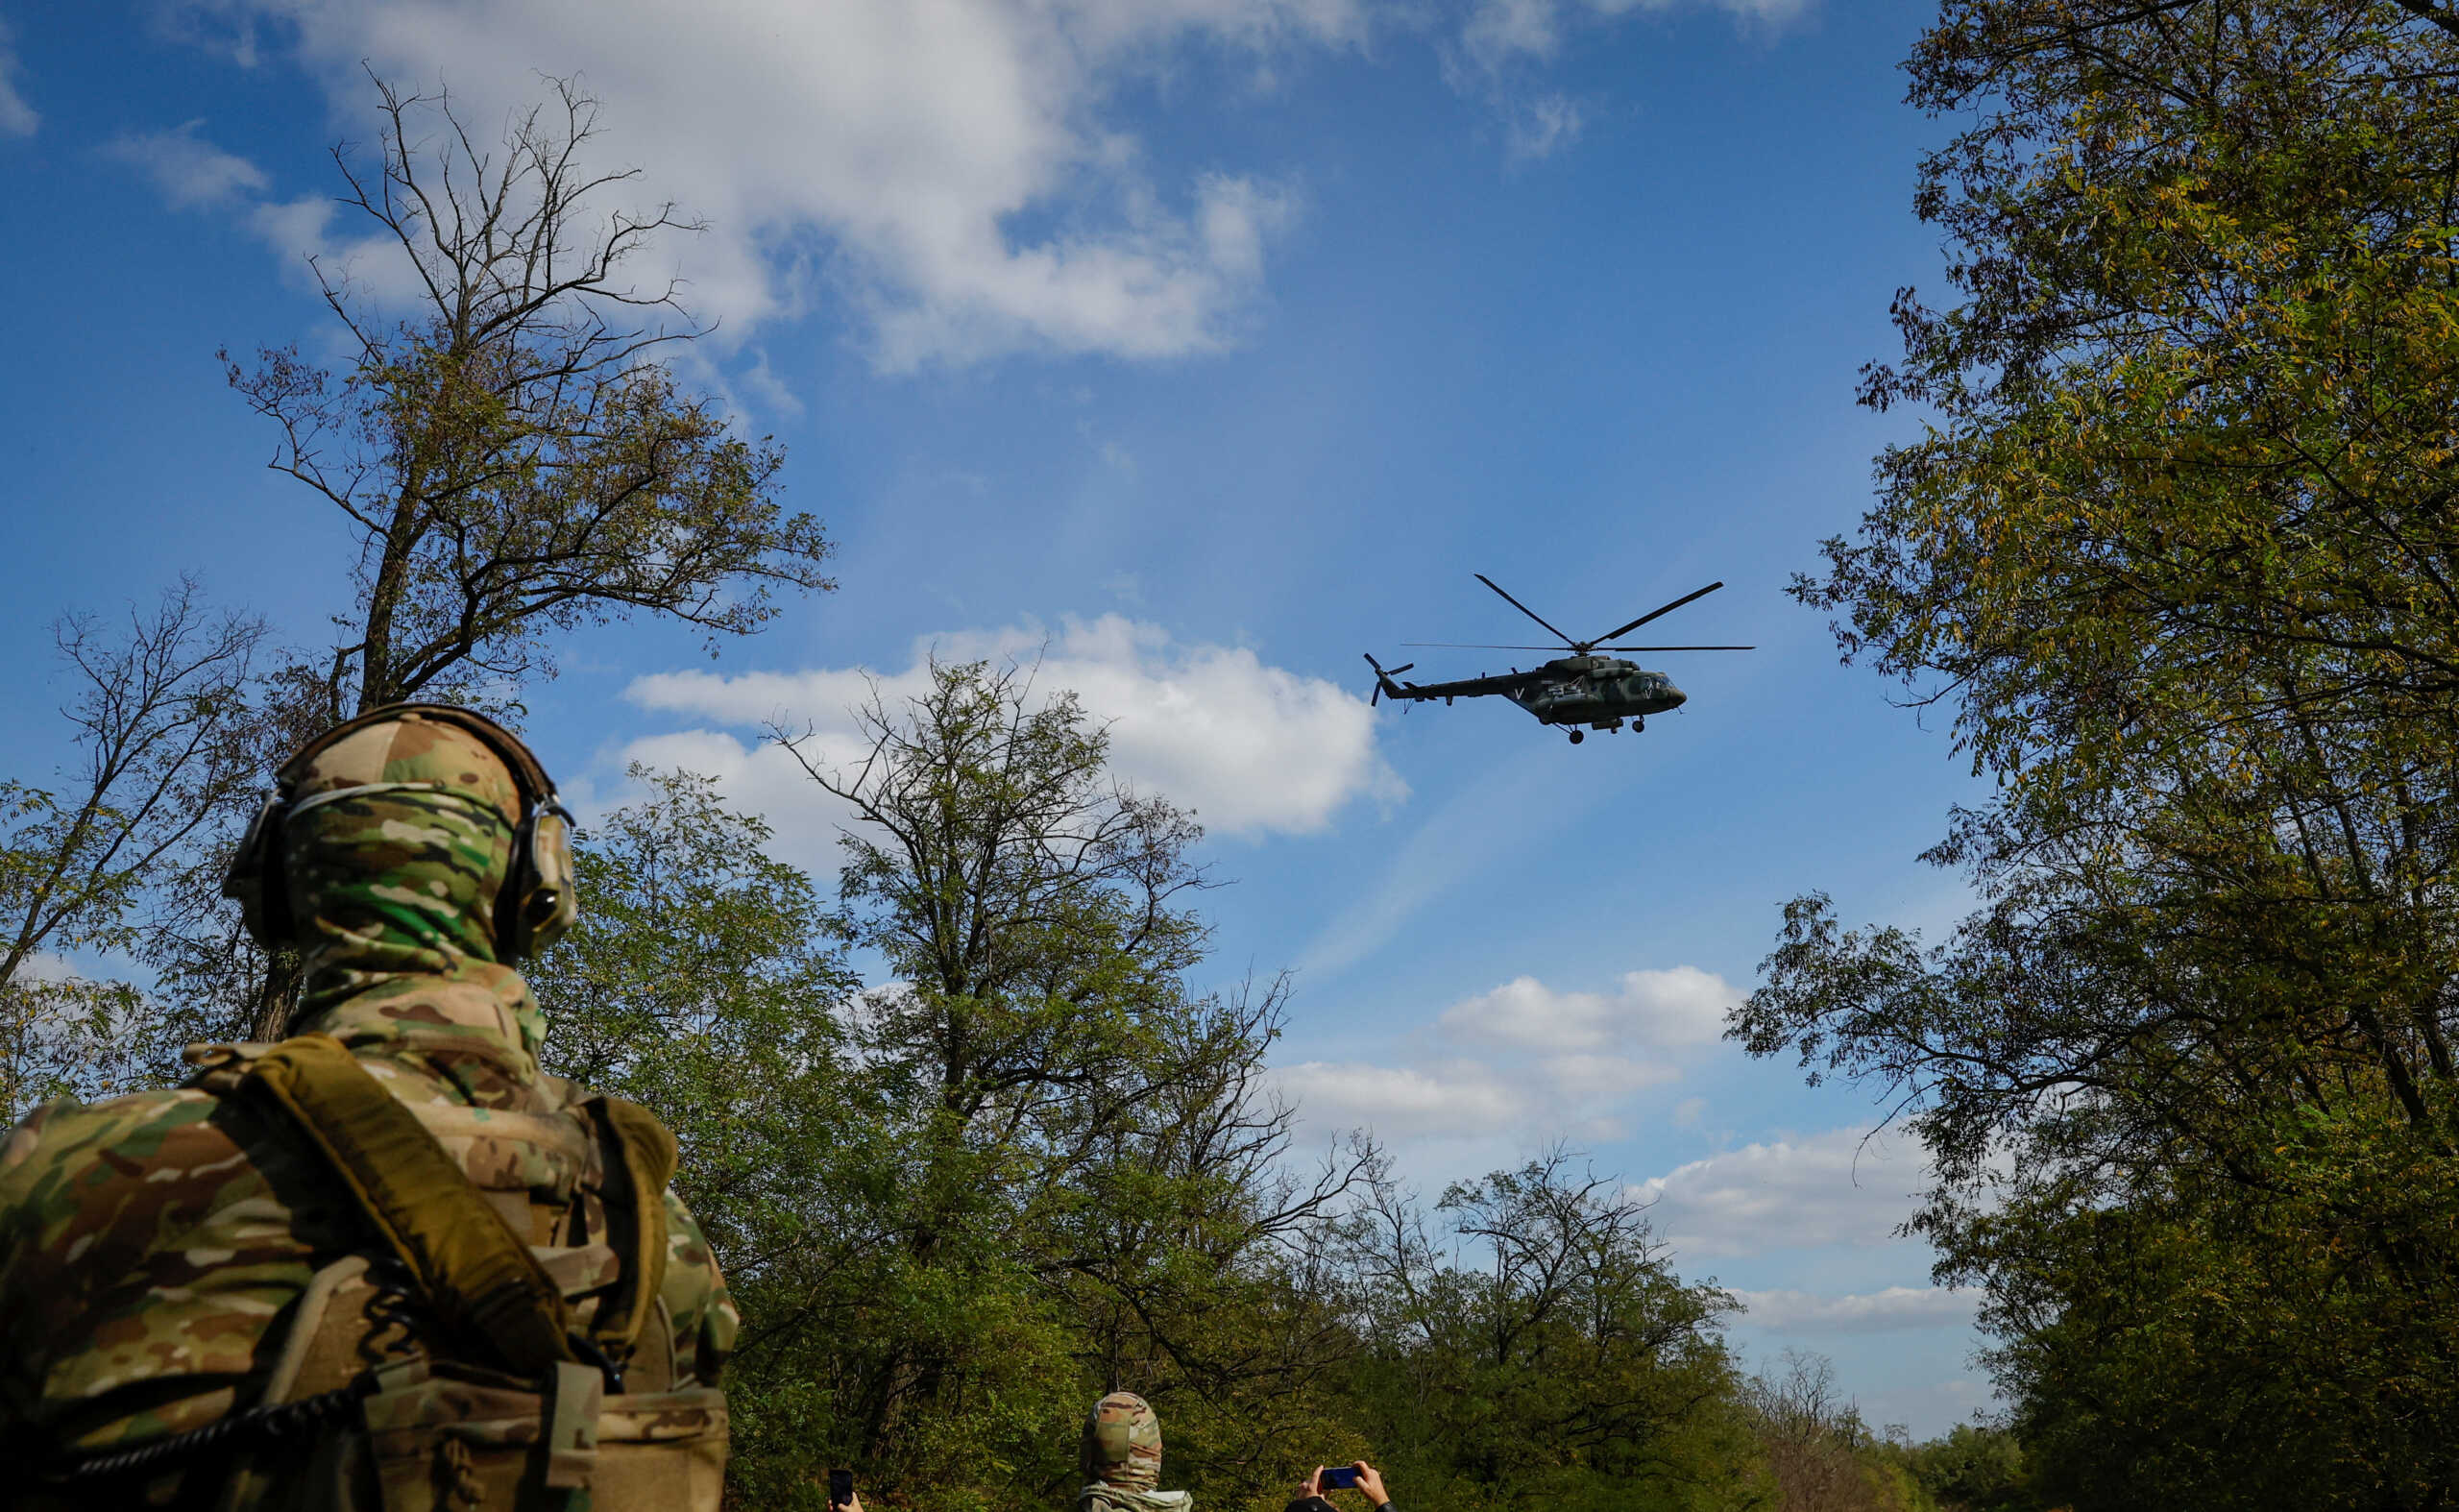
[1362,652,1417,706]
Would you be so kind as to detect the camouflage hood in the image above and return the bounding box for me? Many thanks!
[1079,1487,1190,1512]
[283,785,545,1078]
[1079,1391,1179,1512]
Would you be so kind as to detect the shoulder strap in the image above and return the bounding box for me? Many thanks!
[583,1094,676,1354]
[240,1033,583,1378]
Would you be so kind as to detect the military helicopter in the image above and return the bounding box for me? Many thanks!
[1364,574,1752,744]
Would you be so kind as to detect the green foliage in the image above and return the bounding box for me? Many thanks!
[531,666,1360,1511]
[759,661,1374,1511]
[227,77,832,721]
[1738,1,2459,1504]
[0,970,152,1127]
[1743,1352,1938,1512]
[1899,1425,2032,1512]
[530,765,856,1272]
[1333,1150,1762,1512]
[0,780,139,1121]
[536,663,1836,1512]
[0,583,267,1116]
[1964,1099,2459,1506]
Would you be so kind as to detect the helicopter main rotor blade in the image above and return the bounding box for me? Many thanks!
[1473,573,1578,647]
[1400,642,1566,650]
[1592,581,1726,646]
[1602,644,1755,652]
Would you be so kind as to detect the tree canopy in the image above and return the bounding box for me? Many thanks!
[1738,2,2459,1503]
[231,74,834,719]
[528,662,1911,1512]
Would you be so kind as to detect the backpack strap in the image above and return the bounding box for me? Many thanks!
[239,1033,586,1379]
[582,1094,676,1357]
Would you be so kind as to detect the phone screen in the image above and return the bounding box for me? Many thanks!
[1322,1469,1363,1490]
[830,1470,854,1505]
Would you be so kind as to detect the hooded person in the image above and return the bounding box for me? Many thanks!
[0,703,738,1510]
[1079,1392,1191,1512]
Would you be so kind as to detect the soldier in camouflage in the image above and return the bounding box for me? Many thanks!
[1079,1392,1189,1512]
[0,704,739,1509]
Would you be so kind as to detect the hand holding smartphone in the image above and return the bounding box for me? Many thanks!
[830,1470,855,1508]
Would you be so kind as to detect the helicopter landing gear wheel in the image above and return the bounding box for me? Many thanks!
[1568,729,1585,744]
[1633,718,1644,733]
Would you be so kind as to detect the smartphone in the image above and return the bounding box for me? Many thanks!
[1322,1468,1364,1491]
[830,1470,855,1506]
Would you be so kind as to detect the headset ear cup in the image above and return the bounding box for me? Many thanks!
[222,793,293,948]
[493,803,577,960]
[519,805,578,957]
[257,704,574,960]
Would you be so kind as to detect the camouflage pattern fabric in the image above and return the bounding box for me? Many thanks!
[285,713,525,827]
[1083,1389,1163,1489]
[1079,1392,1192,1512]
[1081,1480,1195,1512]
[282,782,546,1048]
[0,734,737,1508]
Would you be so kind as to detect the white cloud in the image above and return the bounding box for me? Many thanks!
[100,120,269,207]
[94,118,436,305]
[587,726,865,878]
[1538,1052,1680,1100]
[1467,0,1812,69]
[1275,966,1726,1150]
[736,348,806,420]
[1735,1286,1978,1334]
[1464,0,1568,67]
[1505,93,1585,160]
[1636,1127,1927,1257]
[1275,1060,1524,1139]
[158,0,1818,365]
[0,22,34,138]
[1272,1048,1674,1144]
[1452,0,1813,153]
[1276,1050,1679,1145]
[1441,964,1736,1050]
[624,615,1402,842]
[1276,977,1701,1145]
[19,952,80,987]
[172,0,1357,368]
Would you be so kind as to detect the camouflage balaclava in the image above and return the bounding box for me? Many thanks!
[1082,1392,1163,1490]
[278,712,547,1060]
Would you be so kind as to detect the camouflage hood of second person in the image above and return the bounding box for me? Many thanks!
[1079,1392,1190,1512]
[279,721,548,1082]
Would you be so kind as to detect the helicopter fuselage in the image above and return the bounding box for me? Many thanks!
[1506,655,1686,728]
[1366,653,1687,734]
[1361,573,1746,744]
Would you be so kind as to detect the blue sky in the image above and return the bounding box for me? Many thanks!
[0,0,2000,1435]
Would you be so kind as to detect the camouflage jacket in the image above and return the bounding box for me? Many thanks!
[1082,1486,1193,1512]
[0,972,739,1504]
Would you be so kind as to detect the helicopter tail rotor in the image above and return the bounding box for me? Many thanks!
[1363,653,1415,706]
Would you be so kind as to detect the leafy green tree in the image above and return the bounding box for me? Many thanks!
[528,766,855,1268]
[1743,1352,1926,1512]
[720,659,1368,1511]
[1901,1425,2032,1512]
[391,673,1976,1512]
[0,581,264,1120]
[1736,2,2459,1503]
[207,71,836,1038]
[232,74,834,720]
[1339,1148,1757,1512]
